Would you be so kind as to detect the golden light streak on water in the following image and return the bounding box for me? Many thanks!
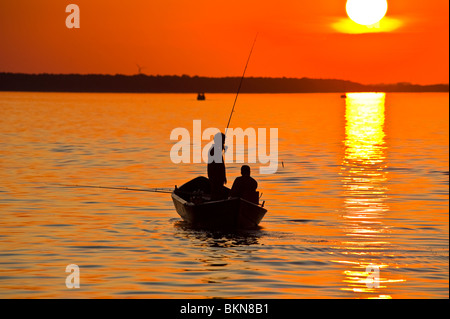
[337,92,405,298]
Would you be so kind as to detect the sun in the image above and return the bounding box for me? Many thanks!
[346,0,388,26]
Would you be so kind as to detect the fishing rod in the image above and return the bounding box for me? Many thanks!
[225,34,258,135]
[52,183,174,194]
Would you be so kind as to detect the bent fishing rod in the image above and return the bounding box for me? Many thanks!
[225,34,258,136]
[52,183,174,194]
[52,183,218,198]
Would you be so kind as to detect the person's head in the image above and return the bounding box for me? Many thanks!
[241,165,251,176]
[214,132,226,147]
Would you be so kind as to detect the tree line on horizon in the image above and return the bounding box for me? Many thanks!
[0,73,448,93]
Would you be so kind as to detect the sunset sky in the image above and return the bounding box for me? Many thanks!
[0,0,448,85]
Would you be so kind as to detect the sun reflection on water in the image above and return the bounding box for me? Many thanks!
[336,92,404,298]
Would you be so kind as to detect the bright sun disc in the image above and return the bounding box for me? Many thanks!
[346,0,388,26]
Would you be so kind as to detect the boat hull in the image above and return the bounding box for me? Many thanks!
[172,192,267,229]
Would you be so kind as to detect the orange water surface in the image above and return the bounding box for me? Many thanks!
[0,92,448,298]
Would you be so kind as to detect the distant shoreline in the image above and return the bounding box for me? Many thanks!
[0,73,448,93]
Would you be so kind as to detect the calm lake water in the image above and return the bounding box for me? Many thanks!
[0,92,448,299]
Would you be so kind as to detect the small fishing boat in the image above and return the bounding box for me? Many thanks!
[171,176,267,229]
[197,93,206,100]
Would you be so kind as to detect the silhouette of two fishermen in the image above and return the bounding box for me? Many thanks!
[207,132,258,203]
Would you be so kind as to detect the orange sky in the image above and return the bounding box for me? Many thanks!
[0,0,448,85]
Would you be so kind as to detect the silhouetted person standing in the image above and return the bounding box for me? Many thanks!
[208,132,227,200]
[230,165,258,204]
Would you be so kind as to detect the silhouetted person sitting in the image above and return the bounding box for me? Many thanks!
[230,165,259,204]
[207,132,227,200]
